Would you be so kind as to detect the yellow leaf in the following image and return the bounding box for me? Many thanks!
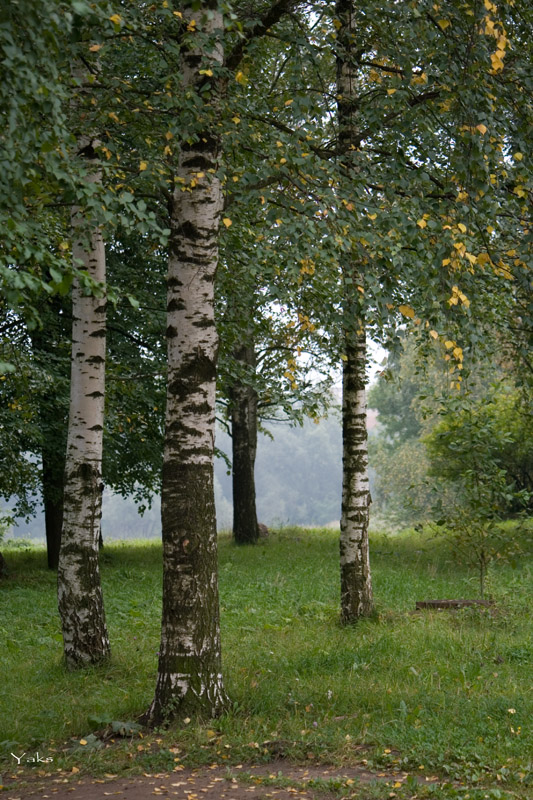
[232,116,241,124]
[457,222,467,233]
[139,161,148,171]
[429,330,439,339]
[514,186,526,198]
[79,739,88,746]
[280,157,287,164]
[490,53,504,71]
[399,305,415,318]
[235,70,247,85]
[222,218,232,228]
[476,123,488,135]
[368,213,377,220]
[276,218,283,225]
[438,19,451,29]
[387,88,397,95]
[513,152,523,161]
[89,43,103,52]
[108,111,119,122]
[284,99,293,106]
[417,219,427,228]
[109,13,121,25]
[444,340,454,349]
[442,258,451,266]
[173,10,183,17]
[199,69,213,77]
[333,18,342,29]
[165,131,173,140]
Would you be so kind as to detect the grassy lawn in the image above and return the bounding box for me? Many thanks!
[0,526,531,798]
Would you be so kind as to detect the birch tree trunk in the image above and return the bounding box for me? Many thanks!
[337,0,373,622]
[145,3,228,724]
[57,129,110,666]
[230,340,260,545]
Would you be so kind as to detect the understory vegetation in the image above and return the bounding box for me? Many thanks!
[1,526,531,798]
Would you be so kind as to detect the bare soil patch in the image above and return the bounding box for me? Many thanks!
[2,760,442,800]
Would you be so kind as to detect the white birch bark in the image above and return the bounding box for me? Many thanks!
[57,193,110,667]
[145,3,228,723]
[57,61,110,665]
[340,326,373,621]
[337,0,373,622]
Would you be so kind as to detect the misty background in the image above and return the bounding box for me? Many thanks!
[8,408,379,541]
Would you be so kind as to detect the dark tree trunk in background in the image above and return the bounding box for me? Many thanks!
[231,341,259,545]
[30,297,69,571]
[42,447,65,570]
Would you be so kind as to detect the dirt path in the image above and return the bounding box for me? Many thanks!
[1,761,441,800]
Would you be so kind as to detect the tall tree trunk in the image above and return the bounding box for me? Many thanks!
[337,0,373,622]
[57,118,110,666]
[42,447,65,570]
[231,340,260,545]
[30,299,68,571]
[340,325,373,621]
[145,4,228,724]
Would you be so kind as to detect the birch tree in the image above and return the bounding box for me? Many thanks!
[336,0,373,622]
[144,2,228,722]
[57,61,110,667]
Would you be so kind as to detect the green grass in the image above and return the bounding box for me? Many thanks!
[0,526,532,798]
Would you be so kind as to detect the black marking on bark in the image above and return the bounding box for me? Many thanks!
[167,298,186,312]
[192,317,216,329]
[175,220,201,242]
[168,354,216,400]
[182,134,219,154]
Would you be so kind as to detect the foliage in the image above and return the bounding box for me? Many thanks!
[425,386,533,596]
[367,337,443,526]
[0,527,532,795]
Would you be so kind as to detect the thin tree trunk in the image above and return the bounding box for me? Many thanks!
[337,0,373,622]
[30,301,68,571]
[144,4,228,724]
[42,449,65,570]
[231,341,260,545]
[57,117,110,666]
[340,325,373,621]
